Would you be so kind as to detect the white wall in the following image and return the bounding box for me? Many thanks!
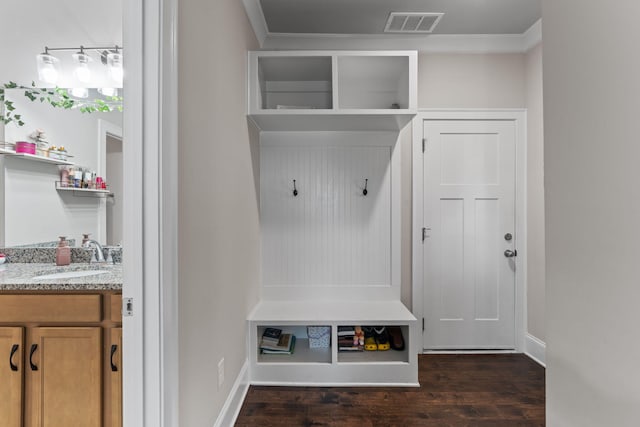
[178,0,260,425]
[525,43,545,342]
[418,53,526,109]
[2,92,122,245]
[543,1,640,425]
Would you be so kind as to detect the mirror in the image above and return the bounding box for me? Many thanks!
[0,88,123,247]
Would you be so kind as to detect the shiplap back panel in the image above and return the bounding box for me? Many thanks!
[261,138,392,288]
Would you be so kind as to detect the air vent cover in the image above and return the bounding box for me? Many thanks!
[384,12,444,33]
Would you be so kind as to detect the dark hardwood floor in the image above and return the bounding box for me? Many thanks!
[236,354,545,426]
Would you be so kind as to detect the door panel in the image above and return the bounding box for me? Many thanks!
[423,120,516,350]
[106,328,123,427]
[25,327,102,427]
[0,327,23,427]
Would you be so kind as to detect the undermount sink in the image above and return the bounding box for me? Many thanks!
[32,270,110,280]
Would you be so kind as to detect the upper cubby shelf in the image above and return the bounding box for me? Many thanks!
[248,51,417,131]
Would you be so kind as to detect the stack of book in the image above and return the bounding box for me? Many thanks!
[337,326,363,352]
[260,328,296,355]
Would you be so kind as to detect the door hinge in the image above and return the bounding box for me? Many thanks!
[422,227,426,242]
[422,138,426,153]
[123,297,134,317]
[422,318,425,331]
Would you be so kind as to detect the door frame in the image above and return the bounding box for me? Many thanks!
[122,0,179,425]
[411,109,527,353]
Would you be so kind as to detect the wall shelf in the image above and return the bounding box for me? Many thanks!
[55,182,111,197]
[0,147,74,166]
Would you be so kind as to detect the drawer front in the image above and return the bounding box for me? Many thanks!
[110,295,122,322]
[0,295,102,323]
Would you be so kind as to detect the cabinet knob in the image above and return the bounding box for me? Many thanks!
[110,344,118,372]
[9,344,19,372]
[29,344,38,371]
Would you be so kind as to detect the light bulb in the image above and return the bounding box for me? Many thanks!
[70,87,89,98]
[36,53,60,84]
[72,51,92,84]
[107,52,123,86]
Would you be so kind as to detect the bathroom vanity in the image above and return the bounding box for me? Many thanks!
[0,262,122,427]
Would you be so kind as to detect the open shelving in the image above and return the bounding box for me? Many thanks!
[0,147,74,166]
[248,51,417,131]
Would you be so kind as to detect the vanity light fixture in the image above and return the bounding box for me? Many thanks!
[36,51,60,84]
[35,45,124,86]
[106,50,123,85]
[72,48,92,83]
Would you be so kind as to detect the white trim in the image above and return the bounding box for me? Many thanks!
[250,381,420,388]
[213,360,251,427]
[523,19,543,52]
[242,0,268,46]
[97,119,123,244]
[122,0,145,424]
[411,109,527,354]
[524,333,546,367]
[160,0,180,425]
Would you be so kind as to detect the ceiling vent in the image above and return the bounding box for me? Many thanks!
[384,12,444,33]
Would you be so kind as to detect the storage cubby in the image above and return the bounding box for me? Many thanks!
[257,56,333,110]
[256,325,332,365]
[337,56,410,110]
[248,51,417,131]
[336,325,409,364]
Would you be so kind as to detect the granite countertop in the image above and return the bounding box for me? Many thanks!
[0,263,122,291]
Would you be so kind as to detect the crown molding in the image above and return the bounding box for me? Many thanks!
[242,0,542,54]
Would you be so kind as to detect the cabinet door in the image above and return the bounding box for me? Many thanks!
[105,328,122,427]
[25,327,102,427]
[0,327,23,427]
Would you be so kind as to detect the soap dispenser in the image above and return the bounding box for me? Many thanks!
[56,236,71,266]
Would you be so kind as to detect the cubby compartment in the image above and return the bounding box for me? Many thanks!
[257,56,333,110]
[256,325,332,365]
[337,325,409,364]
[337,55,410,110]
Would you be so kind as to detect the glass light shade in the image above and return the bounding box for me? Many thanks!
[107,52,123,86]
[98,87,117,97]
[69,87,89,98]
[72,52,92,83]
[36,53,60,84]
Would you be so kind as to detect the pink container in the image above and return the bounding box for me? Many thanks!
[15,141,36,155]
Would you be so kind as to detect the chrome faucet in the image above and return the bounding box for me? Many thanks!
[85,240,106,263]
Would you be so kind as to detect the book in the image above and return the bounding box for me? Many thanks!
[261,335,296,355]
[337,326,355,336]
[260,333,293,352]
[262,327,282,344]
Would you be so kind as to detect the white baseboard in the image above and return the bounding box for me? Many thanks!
[213,359,250,427]
[524,333,546,367]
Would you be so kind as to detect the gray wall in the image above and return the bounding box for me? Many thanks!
[525,44,545,341]
[178,0,260,425]
[543,1,640,425]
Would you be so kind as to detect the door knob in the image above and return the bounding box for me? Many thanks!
[504,249,517,258]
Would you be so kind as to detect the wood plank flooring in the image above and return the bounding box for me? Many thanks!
[236,354,545,426]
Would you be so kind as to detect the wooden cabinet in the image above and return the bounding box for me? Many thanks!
[25,327,102,427]
[105,328,122,427]
[0,327,23,427]
[0,293,122,427]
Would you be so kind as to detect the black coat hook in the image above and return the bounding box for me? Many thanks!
[293,179,298,197]
[363,179,368,196]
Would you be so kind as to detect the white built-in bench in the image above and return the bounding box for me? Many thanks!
[248,300,419,386]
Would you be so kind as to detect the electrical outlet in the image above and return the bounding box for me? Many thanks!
[217,358,225,388]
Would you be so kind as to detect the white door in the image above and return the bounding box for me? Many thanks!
[422,120,516,350]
